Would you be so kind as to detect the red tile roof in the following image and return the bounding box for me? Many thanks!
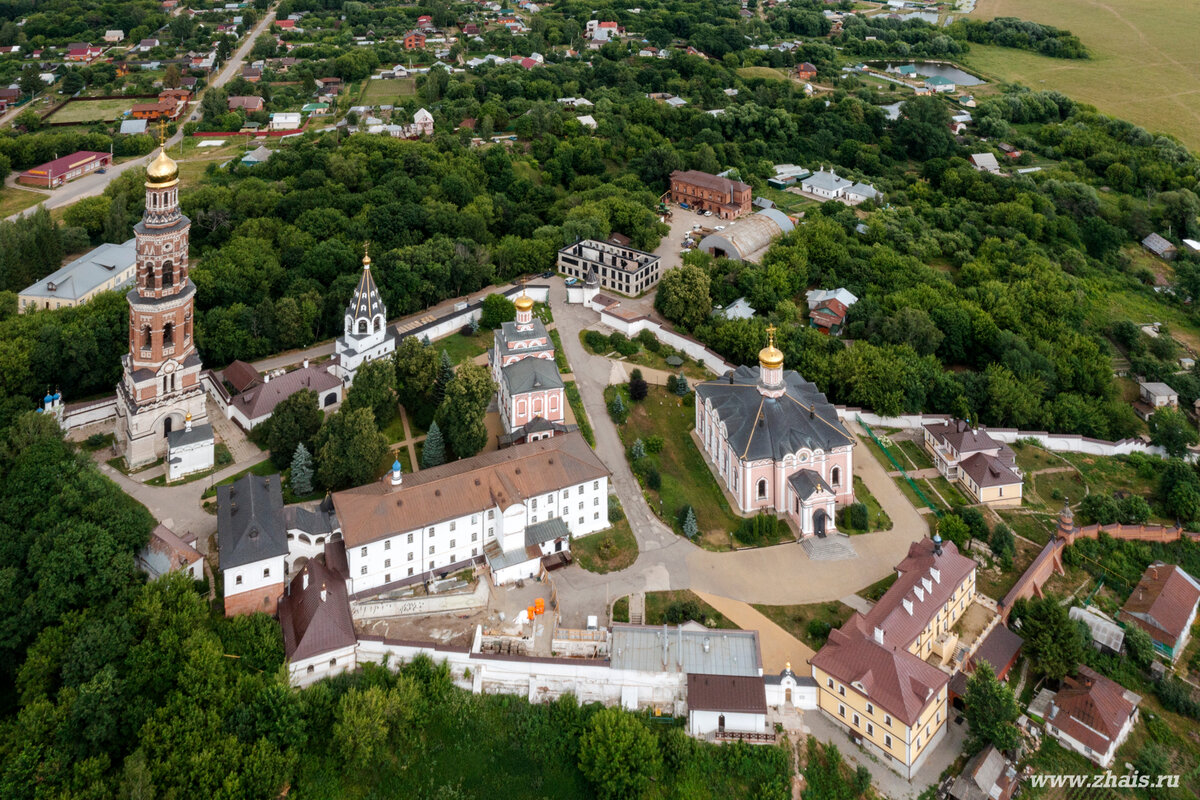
[1047,666,1138,756]
[811,618,949,726]
[1119,563,1200,650]
[861,538,976,650]
[670,169,750,196]
[687,673,767,714]
[222,359,261,393]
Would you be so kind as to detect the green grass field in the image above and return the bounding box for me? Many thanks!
[572,519,638,574]
[359,77,418,105]
[0,187,45,217]
[736,66,790,82]
[51,97,136,123]
[966,0,1200,149]
[752,600,855,650]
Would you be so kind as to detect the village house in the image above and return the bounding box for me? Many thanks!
[946,745,1019,800]
[227,362,342,430]
[694,328,855,535]
[800,168,878,205]
[805,288,858,335]
[137,523,204,581]
[1142,232,1178,261]
[228,95,264,112]
[669,169,752,219]
[795,61,817,81]
[810,535,975,778]
[969,153,1000,174]
[1134,380,1178,420]
[923,420,1023,506]
[1044,666,1140,768]
[1118,562,1200,662]
[404,30,427,49]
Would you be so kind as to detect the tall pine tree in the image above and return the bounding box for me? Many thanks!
[290,443,313,495]
[422,420,446,468]
[434,350,454,405]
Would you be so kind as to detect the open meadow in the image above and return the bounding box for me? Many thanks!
[968,0,1200,149]
[49,97,137,123]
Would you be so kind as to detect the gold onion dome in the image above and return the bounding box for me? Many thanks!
[759,324,784,370]
[146,147,178,183]
[514,292,534,312]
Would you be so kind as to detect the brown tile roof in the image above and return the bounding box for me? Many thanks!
[1047,666,1138,755]
[687,673,768,714]
[670,169,750,196]
[1119,563,1200,649]
[144,522,203,571]
[279,556,356,662]
[332,432,608,547]
[227,95,263,110]
[924,420,1002,457]
[222,359,261,393]
[232,364,341,422]
[811,618,949,726]
[861,538,976,650]
[959,452,1022,488]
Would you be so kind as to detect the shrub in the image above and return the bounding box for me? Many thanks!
[644,467,661,491]
[644,435,664,453]
[585,330,609,352]
[734,513,779,546]
[806,619,832,646]
[665,374,679,394]
[630,438,646,460]
[608,495,624,522]
[663,599,703,624]
[628,368,648,401]
[608,393,627,424]
[610,332,638,356]
[846,502,869,531]
[636,329,661,353]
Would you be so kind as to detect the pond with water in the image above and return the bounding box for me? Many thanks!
[867,61,985,86]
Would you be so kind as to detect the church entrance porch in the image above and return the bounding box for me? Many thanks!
[813,509,827,538]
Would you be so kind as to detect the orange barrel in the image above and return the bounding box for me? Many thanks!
[527,605,536,620]
[535,598,545,615]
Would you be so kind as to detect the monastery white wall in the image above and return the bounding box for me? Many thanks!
[844,410,1188,460]
[224,554,285,597]
[289,643,358,688]
[60,396,119,430]
[689,709,766,736]
[595,310,733,376]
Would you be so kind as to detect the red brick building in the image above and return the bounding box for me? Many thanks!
[404,30,427,49]
[669,169,752,219]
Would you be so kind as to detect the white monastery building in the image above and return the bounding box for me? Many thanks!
[694,327,855,536]
[332,432,609,594]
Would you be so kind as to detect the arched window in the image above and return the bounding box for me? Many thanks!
[142,325,152,349]
[374,316,382,332]
[358,319,368,334]
[161,261,174,288]
[757,479,767,500]
[163,322,174,347]
[831,466,841,489]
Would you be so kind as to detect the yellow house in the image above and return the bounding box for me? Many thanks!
[18,240,137,313]
[922,420,1023,507]
[809,535,976,778]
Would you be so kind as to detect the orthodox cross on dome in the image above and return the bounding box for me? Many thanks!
[363,241,371,267]
[766,323,777,347]
[157,117,167,147]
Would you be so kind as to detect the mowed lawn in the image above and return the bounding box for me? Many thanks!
[360,77,418,104]
[966,0,1200,149]
[51,97,137,123]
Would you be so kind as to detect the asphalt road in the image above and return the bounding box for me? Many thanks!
[4,7,277,222]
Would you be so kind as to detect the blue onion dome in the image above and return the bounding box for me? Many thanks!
[392,459,402,472]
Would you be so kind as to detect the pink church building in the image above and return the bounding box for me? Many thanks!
[694,328,855,537]
[492,290,568,445]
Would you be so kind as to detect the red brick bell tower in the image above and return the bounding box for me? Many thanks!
[114,144,210,468]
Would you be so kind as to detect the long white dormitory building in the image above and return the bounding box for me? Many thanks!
[332,432,610,594]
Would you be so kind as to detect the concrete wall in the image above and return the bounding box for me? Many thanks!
[351,579,489,620]
[404,284,550,345]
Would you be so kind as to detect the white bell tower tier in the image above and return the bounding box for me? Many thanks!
[333,247,396,383]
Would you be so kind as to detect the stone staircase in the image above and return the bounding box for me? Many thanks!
[801,536,857,561]
[628,592,645,625]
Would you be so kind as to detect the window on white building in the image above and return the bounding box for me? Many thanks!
[593,481,599,489]
[384,559,391,568]
[427,527,435,536]
[407,552,413,561]
[408,567,414,576]
[488,510,494,520]
[531,499,537,509]
[384,540,391,551]
[360,566,367,575]
[306,665,314,674]
[563,489,569,498]
[235,575,242,585]
[578,517,584,525]
[407,533,413,544]
[594,497,599,506]
[472,532,478,542]
[594,512,599,520]
[360,547,367,557]
[449,540,455,549]
[428,546,434,555]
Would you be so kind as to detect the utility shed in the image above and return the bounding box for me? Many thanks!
[697,209,794,261]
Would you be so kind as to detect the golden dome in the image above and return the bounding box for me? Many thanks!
[146,147,178,183]
[514,292,534,312]
[759,324,784,370]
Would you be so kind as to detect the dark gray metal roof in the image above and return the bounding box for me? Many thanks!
[218,473,289,570]
[502,357,563,393]
[167,422,213,449]
[788,469,834,501]
[285,505,335,536]
[347,264,385,321]
[695,366,854,461]
[526,517,569,547]
[496,318,552,353]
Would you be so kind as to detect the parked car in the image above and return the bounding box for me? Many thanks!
[680,202,690,209]
[704,210,713,217]
[541,270,554,278]
[715,225,725,231]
